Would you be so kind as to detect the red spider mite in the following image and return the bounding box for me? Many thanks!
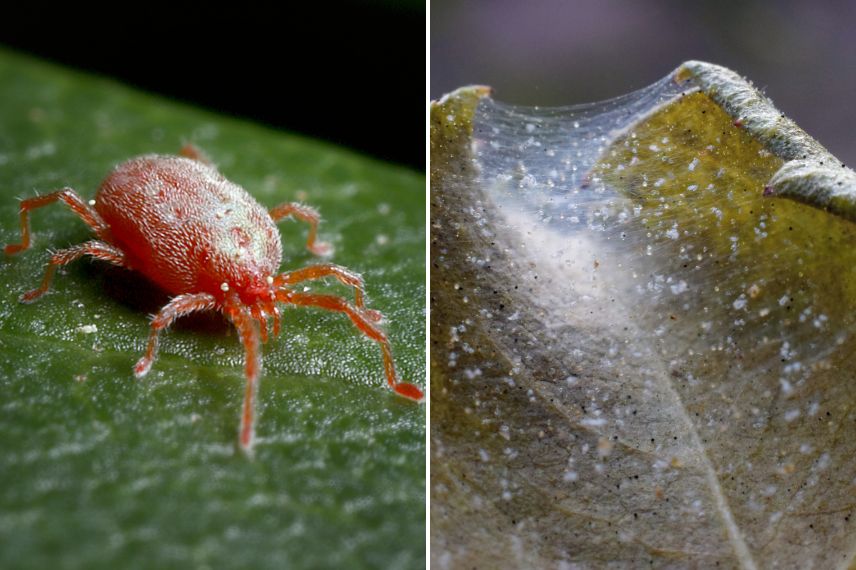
[5,144,424,454]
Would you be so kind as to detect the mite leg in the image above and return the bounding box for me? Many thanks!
[133,293,217,378]
[270,304,282,337]
[5,188,109,255]
[227,304,262,455]
[279,291,424,401]
[250,304,269,343]
[274,263,382,321]
[269,202,331,256]
[179,143,213,165]
[19,240,127,303]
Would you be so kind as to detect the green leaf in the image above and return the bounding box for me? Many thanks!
[0,50,425,569]
[431,63,856,568]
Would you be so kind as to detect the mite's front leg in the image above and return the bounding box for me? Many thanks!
[269,202,331,256]
[278,290,423,401]
[226,302,263,455]
[274,263,383,322]
[134,293,217,377]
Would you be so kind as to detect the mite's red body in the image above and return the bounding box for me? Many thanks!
[97,155,282,303]
[5,147,423,454]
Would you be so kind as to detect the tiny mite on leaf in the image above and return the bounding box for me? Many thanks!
[5,145,424,454]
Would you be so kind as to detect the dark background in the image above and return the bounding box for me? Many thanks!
[0,3,425,171]
[432,0,856,167]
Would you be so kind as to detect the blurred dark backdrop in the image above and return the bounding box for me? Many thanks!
[1,2,425,171]
[432,0,856,166]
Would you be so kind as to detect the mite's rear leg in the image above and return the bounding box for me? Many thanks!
[179,143,213,165]
[227,304,262,455]
[5,188,109,255]
[269,202,331,256]
[19,240,127,303]
[133,293,217,377]
[279,290,424,401]
[274,263,382,322]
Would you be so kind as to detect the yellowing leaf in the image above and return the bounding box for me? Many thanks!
[431,62,856,568]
